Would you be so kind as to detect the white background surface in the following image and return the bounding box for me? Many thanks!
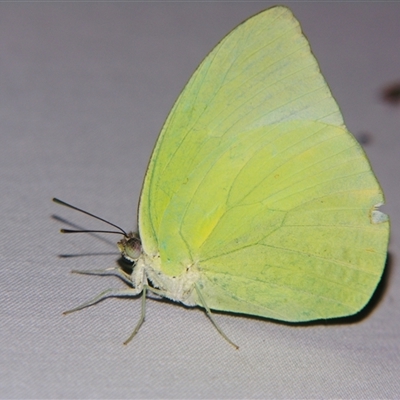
[1,2,399,398]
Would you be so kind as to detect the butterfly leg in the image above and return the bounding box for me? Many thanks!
[123,284,148,345]
[63,287,141,315]
[123,282,180,345]
[195,283,239,350]
[70,267,132,285]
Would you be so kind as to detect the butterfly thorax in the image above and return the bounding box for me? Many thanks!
[118,232,200,307]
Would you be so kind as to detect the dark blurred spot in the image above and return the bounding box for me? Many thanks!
[381,82,400,105]
[356,131,372,146]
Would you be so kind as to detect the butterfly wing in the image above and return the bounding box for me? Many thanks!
[138,6,389,321]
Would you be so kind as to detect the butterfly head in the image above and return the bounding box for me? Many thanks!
[117,232,142,262]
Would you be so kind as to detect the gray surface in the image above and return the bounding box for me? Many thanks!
[1,2,399,399]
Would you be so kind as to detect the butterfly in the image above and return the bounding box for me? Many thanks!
[56,6,389,348]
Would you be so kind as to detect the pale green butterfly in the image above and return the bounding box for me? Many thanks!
[56,6,389,348]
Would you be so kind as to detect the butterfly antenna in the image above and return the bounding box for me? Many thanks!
[53,198,128,237]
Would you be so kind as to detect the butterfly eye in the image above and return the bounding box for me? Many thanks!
[117,234,142,262]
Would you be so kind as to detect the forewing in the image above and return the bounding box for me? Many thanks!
[139,7,343,264]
